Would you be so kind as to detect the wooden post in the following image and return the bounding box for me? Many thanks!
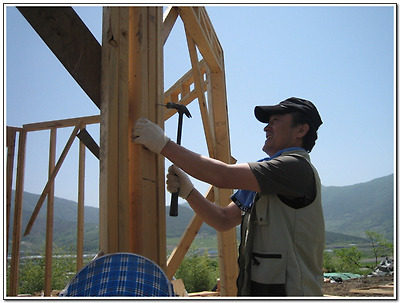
[6,127,19,260]
[100,7,165,266]
[44,128,56,296]
[208,64,239,296]
[76,132,86,271]
[179,7,238,296]
[8,129,27,296]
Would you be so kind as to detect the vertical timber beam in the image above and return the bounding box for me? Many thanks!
[44,128,56,296]
[179,6,238,296]
[76,135,86,271]
[208,62,238,296]
[100,7,165,267]
[8,129,27,296]
[6,127,19,260]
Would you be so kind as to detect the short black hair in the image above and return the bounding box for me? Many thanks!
[290,111,318,152]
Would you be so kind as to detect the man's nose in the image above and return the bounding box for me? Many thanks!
[264,124,270,132]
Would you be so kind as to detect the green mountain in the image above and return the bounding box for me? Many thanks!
[8,174,393,254]
[321,174,393,240]
[8,191,99,254]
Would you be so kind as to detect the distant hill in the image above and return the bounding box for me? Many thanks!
[8,191,100,254]
[166,203,216,238]
[8,174,393,254]
[322,174,394,240]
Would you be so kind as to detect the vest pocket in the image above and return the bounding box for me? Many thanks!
[251,252,286,286]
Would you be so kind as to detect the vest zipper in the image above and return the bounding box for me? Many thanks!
[251,252,282,267]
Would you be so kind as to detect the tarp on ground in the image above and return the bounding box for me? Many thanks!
[324,273,362,280]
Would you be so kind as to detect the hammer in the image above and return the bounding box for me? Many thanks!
[166,102,192,216]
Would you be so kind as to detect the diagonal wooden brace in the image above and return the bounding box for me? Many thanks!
[23,124,83,236]
[166,186,214,279]
[77,128,100,160]
[185,26,216,158]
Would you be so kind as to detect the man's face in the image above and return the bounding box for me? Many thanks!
[262,113,305,156]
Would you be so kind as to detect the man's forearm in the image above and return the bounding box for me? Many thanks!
[161,140,229,188]
[185,188,241,232]
[161,140,260,192]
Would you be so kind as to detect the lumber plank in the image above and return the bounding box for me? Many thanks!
[163,60,207,121]
[155,6,167,269]
[23,124,82,236]
[185,28,216,158]
[178,7,223,72]
[23,115,99,132]
[44,128,56,296]
[117,6,131,253]
[188,291,220,297]
[207,47,238,296]
[76,128,99,159]
[6,127,17,258]
[162,6,178,45]
[171,279,188,297]
[9,129,27,296]
[164,60,205,98]
[76,137,85,271]
[17,7,101,108]
[100,7,165,267]
[166,186,215,279]
[349,284,394,295]
[99,6,120,253]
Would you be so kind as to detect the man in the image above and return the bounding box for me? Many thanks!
[132,97,325,297]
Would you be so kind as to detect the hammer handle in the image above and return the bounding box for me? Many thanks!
[169,112,184,217]
[169,192,179,216]
[176,113,183,145]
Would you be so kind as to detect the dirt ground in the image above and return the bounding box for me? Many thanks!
[23,274,395,298]
[322,274,394,297]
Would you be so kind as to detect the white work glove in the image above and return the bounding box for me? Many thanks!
[132,118,170,154]
[167,165,194,199]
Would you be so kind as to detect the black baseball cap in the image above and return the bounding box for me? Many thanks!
[254,97,323,130]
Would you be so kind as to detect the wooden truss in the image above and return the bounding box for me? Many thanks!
[9,6,238,296]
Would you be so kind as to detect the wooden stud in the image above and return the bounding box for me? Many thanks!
[209,60,238,297]
[100,7,165,266]
[44,128,56,296]
[117,6,131,254]
[8,129,27,296]
[23,124,82,236]
[76,132,86,271]
[6,127,18,259]
[99,6,119,254]
[155,6,167,268]
[180,7,238,295]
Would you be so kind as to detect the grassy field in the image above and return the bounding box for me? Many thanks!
[166,236,219,256]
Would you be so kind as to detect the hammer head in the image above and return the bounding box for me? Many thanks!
[166,102,192,118]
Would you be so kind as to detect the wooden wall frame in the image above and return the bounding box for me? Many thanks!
[9,6,238,296]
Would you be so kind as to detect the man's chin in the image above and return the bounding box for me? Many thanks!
[262,145,272,156]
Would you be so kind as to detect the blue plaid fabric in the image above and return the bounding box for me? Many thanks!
[61,253,174,297]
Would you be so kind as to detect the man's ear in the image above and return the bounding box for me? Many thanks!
[297,123,310,138]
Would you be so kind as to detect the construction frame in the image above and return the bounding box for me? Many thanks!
[6,6,238,296]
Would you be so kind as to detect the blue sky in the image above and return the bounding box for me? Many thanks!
[5,5,395,208]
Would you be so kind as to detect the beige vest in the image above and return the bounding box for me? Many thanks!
[237,150,325,296]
